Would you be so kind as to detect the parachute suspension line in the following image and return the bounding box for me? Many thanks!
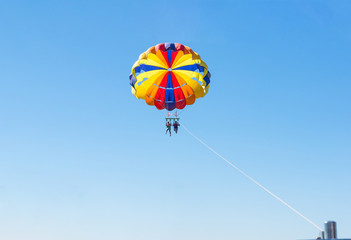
[177,107,188,117]
[181,124,323,232]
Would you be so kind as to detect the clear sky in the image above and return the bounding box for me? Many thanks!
[0,1,350,240]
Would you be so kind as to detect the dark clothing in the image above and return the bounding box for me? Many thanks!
[173,122,180,134]
[166,122,171,136]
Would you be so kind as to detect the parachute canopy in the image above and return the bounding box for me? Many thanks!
[129,43,211,111]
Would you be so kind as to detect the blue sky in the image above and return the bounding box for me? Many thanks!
[0,1,350,240]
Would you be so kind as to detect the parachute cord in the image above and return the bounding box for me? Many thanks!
[181,124,323,232]
[177,107,188,117]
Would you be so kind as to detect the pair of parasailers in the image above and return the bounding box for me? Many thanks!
[165,121,180,136]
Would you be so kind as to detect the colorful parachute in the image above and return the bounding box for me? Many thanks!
[129,43,211,111]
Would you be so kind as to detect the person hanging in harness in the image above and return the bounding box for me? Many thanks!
[165,121,171,136]
[173,120,180,134]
